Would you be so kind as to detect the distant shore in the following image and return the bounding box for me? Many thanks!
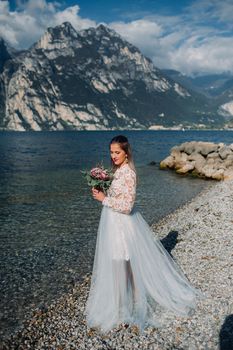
[1,180,233,349]
[1,127,233,132]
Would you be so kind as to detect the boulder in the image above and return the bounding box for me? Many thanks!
[181,141,197,155]
[212,169,225,180]
[160,155,175,169]
[160,141,233,181]
[187,153,205,174]
[224,154,233,168]
[207,152,219,159]
[223,169,233,180]
[206,158,215,166]
[198,142,219,156]
[218,146,233,160]
[176,162,195,174]
[187,152,205,162]
[173,152,188,170]
[202,165,216,178]
[226,153,233,161]
[171,149,182,158]
[212,160,225,170]
[171,145,183,153]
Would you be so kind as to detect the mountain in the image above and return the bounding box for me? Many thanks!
[0,38,13,126]
[161,70,200,94]
[0,38,11,125]
[215,83,233,125]
[0,22,226,131]
[163,69,233,126]
[191,74,233,97]
[162,69,233,98]
[0,77,4,127]
[0,38,13,73]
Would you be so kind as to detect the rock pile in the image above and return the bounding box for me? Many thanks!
[160,141,233,180]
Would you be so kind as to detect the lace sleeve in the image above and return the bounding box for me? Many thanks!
[102,167,136,214]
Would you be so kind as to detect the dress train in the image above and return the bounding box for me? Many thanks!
[85,206,204,333]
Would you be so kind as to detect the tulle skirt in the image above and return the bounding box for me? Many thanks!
[85,206,204,333]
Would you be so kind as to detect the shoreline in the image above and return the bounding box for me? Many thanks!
[0,128,233,133]
[1,180,233,349]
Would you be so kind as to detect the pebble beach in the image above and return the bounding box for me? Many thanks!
[1,179,233,350]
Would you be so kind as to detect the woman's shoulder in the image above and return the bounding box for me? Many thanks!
[117,164,136,177]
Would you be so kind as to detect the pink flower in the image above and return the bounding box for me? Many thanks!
[81,165,113,193]
[90,167,109,180]
[100,171,109,180]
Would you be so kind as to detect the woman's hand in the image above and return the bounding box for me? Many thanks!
[92,188,106,202]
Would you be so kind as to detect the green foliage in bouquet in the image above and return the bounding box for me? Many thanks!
[81,165,114,194]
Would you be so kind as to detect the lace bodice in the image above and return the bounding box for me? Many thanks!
[102,164,136,214]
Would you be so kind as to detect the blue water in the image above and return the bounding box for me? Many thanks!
[0,130,232,338]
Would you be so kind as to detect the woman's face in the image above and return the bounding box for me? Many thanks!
[110,143,127,167]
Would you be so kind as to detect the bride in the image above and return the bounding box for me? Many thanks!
[85,135,203,333]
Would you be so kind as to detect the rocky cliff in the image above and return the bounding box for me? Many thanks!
[0,38,14,126]
[0,22,225,131]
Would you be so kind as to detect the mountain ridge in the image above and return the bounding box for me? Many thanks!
[0,22,229,131]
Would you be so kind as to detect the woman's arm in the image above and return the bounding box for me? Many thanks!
[102,169,136,214]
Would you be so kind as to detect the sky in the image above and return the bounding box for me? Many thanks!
[1,0,233,76]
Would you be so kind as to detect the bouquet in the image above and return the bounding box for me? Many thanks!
[81,165,114,193]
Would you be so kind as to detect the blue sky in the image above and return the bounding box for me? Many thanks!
[59,0,193,22]
[9,0,195,21]
[2,0,233,76]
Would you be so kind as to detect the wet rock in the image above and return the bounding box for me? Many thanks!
[160,155,174,169]
[176,162,195,174]
[160,141,233,180]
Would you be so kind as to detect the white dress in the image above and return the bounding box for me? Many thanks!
[85,163,203,333]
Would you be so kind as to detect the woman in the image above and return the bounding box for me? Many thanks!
[85,135,203,333]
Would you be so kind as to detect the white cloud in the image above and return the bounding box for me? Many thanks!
[52,5,96,31]
[0,0,96,49]
[109,1,233,76]
[110,19,162,60]
[167,37,233,76]
[185,0,233,26]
